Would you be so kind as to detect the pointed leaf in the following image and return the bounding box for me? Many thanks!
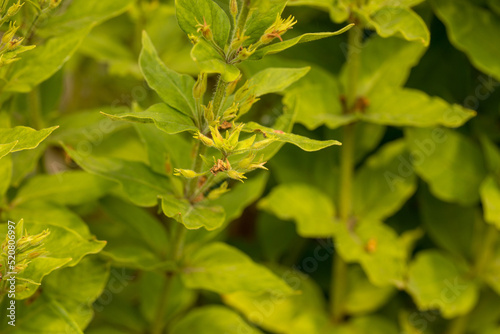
[181,242,293,295]
[244,122,341,151]
[161,194,225,230]
[140,32,196,117]
[250,26,354,60]
[0,126,58,152]
[102,103,197,135]
[0,141,17,159]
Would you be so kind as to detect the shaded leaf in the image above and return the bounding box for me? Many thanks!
[431,0,500,80]
[353,140,417,221]
[13,171,114,207]
[63,144,171,207]
[405,128,487,205]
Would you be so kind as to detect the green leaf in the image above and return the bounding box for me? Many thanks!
[101,197,169,256]
[431,0,500,80]
[258,183,336,237]
[284,67,354,130]
[175,0,231,48]
[405,128,487,205]
[181,242,293,295]
[365,0,426,13]
[345,266,395,315]
[7,257,110,333]
[247,67,310,97]
[419,188,475,260]
[224,264,329,333]
[11,143,46,187]
[41,0,134,35]
[0,141,17,159]
[63,144,171,207]
[244,122,342,151]
[161,194,225,230]
[0,126,58,152]
[101,103,197,135]
[0,218,106,299]
[480,175,500,229]
[361,88,476,127]
[140,32,196,117]
[353,140,417,221]
[171,306,263,334]
[140,272,196,325]
[406,250,479,318]
[185,172,269,245]
[360,7,430,46]
[13,171,114,207]
[334,220,406,287]
[250,25,354,60]
[5,29,90,93]
[190,39,240,81]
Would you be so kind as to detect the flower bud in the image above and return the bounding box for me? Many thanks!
[203,102,214,123]
[230,0,238,17]
[7,1,23,17]
[227,170,246,182]
[196,17,213,41]
[173,169,203,178]
[49,0,62,9]
[194,132,214,147]
[2,22,19,44]
[193,72,207,99]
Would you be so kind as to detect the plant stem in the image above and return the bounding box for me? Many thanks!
[330,22,363,323]
[151,272,174,334]
[212,76,228,122]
